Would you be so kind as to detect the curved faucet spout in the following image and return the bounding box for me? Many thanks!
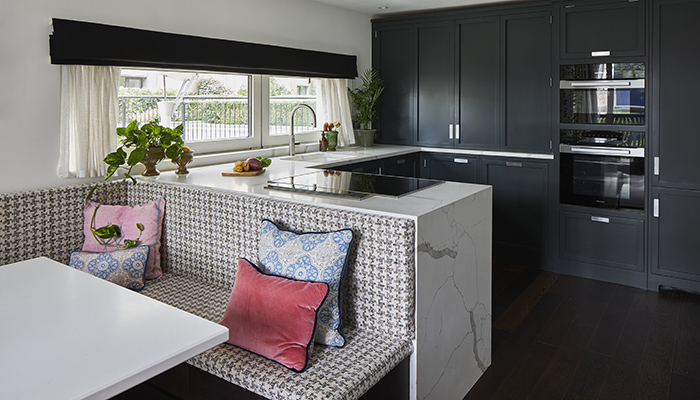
[289,104,317,156]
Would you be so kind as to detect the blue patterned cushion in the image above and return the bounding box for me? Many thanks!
[69,246,150,290]
[258,219,354,347]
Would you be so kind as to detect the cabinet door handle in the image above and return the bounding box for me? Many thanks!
[454,158,469,164]
[449,124,454,140]
[654,199,659,217]
[455,124,460,140]
[591,216,610,223]
[654,157,660,176]
[591,51,611,57]
[506,161,523,168]
[396,159,406,165]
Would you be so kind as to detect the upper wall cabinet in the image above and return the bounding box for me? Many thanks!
[558,0,646,59]
[373,24,415,145]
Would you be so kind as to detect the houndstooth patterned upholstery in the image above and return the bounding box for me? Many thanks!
[0,182,125,266]
[1,180,416,400]
[141,273,414,400]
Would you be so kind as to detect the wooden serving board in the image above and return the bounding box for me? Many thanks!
[221,168,265,177]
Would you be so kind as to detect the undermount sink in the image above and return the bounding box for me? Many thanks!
[281,152,356,164]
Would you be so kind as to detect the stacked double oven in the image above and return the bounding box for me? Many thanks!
[559,62,646,211]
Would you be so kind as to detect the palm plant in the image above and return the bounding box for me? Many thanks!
[347,68,384,129]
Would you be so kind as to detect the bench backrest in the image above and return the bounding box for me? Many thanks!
[0,180,416,341]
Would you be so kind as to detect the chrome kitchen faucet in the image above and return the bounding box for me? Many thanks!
[289,104,317,156]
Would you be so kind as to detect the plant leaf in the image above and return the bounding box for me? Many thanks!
[105,164,119,180]
[165,144,182,159]
[104,151,126,166]
[127,147,147,166]
[93,224,121,240]
[122,240,138,248]
[136,223,145,231]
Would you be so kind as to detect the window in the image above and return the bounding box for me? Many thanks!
[117,69,319,153]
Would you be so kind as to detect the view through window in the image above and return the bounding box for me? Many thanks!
[117,69,317,150]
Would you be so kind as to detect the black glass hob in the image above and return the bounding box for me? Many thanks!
[265,170,443,200]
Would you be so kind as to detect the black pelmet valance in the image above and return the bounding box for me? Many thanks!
[49,18,358,79]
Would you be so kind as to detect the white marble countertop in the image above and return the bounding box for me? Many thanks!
[145,145,492,219]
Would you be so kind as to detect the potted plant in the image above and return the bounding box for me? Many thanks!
[84,119,185,248]
[347,68,384,147]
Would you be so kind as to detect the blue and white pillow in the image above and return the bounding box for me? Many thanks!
[69,245,150,291]
[258,219,354,347]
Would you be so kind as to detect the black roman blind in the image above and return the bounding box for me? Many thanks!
[49,18,358,79]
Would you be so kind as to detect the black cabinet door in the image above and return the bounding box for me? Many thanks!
[383,153,419,178]
[559,0,646,59]
[373,24,414,145]
[416,21,455,147]
[456,17,500,150]
[502,12,552,153]
[482,158,550,263]
[652,0,700,190]
[424,153,480,183]
[651,188,700,283]
[559,210,645,272]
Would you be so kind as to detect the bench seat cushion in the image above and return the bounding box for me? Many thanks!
[141,273,413,400]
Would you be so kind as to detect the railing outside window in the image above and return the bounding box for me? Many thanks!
[118,96,317,142]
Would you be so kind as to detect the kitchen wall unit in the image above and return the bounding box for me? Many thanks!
[373,3,553,154]
[557,0,646,59]
[372,24,414,146]
[649,0,700,293]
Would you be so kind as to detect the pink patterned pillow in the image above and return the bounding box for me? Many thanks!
[220,258,329,372]
[82,199,165,279]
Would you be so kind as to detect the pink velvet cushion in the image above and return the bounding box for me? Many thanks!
[220,258,329,372]
[82,199,165,279]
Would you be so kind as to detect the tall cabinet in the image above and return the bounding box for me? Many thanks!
[650,0,700,292]
[373,5,553,154]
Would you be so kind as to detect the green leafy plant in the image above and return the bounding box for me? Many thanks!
[85,120,185,249]
[347,68,384,129]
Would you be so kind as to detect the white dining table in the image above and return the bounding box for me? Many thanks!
[0,257,229,400]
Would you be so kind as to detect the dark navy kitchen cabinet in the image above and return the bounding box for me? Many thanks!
[456,17,500,149]
[373,24,414,145]
[652,0,700,190]
[482,158,550,264]
[415,21,456,147]
[382,153,420,177]
[502,12,552,153]
[650,188,700,290]
[422,153,480,183]
[558,0,646,59]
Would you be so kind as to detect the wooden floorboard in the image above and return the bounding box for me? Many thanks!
[464,263,700,400]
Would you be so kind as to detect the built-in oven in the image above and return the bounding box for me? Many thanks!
[560,62,645,125]
[560,130,645,210]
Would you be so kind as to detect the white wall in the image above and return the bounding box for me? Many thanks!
[0,0,371,194]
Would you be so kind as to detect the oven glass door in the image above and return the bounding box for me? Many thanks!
[560,153,644,210]
[560,85,645,125]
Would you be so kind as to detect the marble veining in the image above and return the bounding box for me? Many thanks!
[415,189,492,400]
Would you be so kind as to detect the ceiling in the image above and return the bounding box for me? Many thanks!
[310,0,528,17]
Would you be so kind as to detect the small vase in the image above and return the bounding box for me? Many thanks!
[355,129,376,147]
[141,147,165,176]
[325,131,338,151]
[172,150,194,175]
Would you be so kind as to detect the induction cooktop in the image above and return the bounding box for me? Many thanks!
[265,170,444,200]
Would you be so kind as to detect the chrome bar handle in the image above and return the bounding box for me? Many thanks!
[449,124,454,140]
[455,124,460,140]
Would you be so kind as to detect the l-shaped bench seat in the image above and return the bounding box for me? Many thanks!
[0,180,417,400]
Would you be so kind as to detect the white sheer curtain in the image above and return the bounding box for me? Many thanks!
[315,78,355,147]
[58,65,120,178]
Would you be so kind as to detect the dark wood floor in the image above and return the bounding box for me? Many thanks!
[465,261,700,400]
